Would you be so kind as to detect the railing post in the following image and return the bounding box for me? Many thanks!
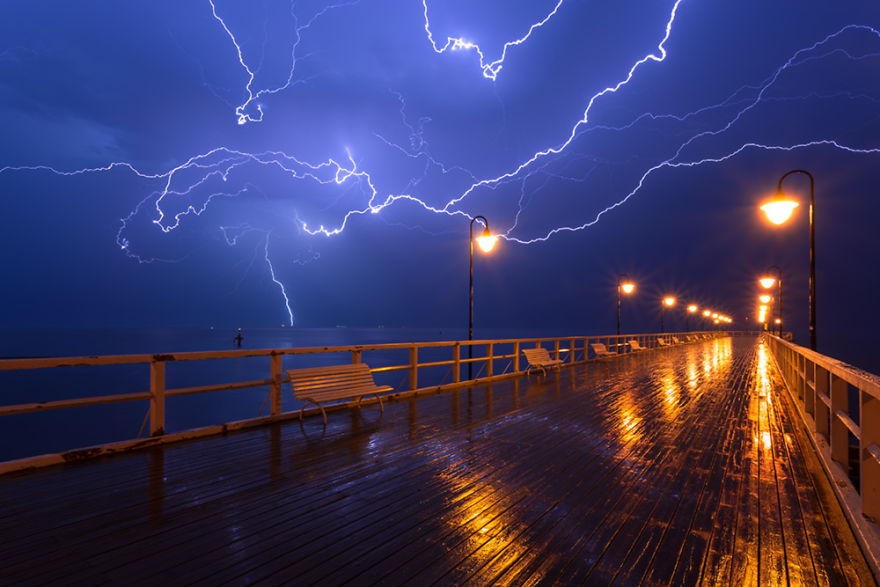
[815,365,830,440]
[453,343,461,383]
[805,362,817,419]
[570,338,576,364]
[513,341,520,373]
[554,339,561,362]
[409,346,418,391]
[150,360,166,437]
[861,391,880,520]
[351,350,362,364]
[830,374,849,467]
[270,353,282,416]
[486,343,494,378]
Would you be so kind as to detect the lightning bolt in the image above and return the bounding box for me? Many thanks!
[2,1,877,326]
[504,22,880,243]
[209,0,361,124]
[422,0,566,81]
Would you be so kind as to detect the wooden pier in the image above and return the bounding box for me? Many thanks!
[0,336,875,584]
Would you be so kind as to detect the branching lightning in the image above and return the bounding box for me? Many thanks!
[422,0,565,81]
[2,0,878,325]
[209,0,361,124]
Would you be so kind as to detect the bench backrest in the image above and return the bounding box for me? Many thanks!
[590,343,609,354]
[522,347,552,364]
[287,363,379,398]
[628,339,644,349]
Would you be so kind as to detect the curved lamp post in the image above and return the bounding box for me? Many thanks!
[469,216,497,379]
[759,265,783,337]
[661,296,676,333]
[760,169,815,350]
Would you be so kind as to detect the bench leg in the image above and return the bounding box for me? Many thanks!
[355,395,384,415]
[300,399,327,426]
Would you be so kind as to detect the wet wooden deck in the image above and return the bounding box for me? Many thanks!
[0,337,875,585]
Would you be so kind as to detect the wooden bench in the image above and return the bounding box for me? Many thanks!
[590,343,617,358]
[522,347,565,377]
[628,339,647,352]
[286,363,392,425]
[657,338,669,347]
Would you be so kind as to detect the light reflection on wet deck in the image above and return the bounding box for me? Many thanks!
[0,337,875,584]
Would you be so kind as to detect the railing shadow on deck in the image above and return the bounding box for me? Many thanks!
[766,333,880,577]
[0,331,729,474]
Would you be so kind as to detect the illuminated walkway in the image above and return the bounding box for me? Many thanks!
[0,337,874,584]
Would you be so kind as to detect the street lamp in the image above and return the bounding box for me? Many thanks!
[759,265,783,337]
[617,274,635,338]
[686,304,698,331]
[760,170,815,350]
[469,216,497,379]
[661,296,676,333]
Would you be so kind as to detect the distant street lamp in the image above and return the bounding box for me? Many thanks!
[661,296,676,333]
[686,304,698,332]
[617,274,635,339]
[760,170,815,350]
[759,265,783,337]
[469,216,497,379]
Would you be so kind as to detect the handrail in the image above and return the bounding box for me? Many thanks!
[765,334,880,574]
[0,330,725,473]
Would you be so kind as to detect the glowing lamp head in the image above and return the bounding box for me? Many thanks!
[760,194,799,225]
[663,296,676,307]
[774,318,781,324]
[475,229,497,253]
[759,294,771,304]
[621,282,635,295]
[687,304,698,313]
[702,310,711,317]
[759,277,776,289]
[711,313,718,319]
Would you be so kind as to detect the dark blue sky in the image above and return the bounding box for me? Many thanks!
[1,0,879,349]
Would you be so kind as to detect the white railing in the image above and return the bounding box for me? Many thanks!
[0,331,723,473]
[766,334,880,570]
